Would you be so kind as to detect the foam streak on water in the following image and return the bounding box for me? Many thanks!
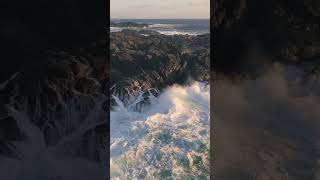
[110,82,210,179]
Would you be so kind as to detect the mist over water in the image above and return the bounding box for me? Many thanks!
[110,82,210,179]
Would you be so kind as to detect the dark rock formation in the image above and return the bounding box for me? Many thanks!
[111,21,150,28]
[0,39,109,162]
[212,1,320,179]
[0,0,109,178]
[110,30,210,108]
[138,29,161,35]
[212,0,320,76]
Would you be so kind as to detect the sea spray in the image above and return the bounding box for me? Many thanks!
[110,82,210,179]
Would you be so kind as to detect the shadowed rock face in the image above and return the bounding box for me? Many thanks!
[0,0,109,175]
[212,0,320,179]
[212,0,320,76]
[110,30,210,108]
[0,39,109,163]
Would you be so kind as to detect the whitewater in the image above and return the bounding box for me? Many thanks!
[110,82,210,179]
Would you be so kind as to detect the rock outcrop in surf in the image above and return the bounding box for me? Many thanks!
[110,30,210,109]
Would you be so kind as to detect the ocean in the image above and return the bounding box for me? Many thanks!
[110,82,210,179]
[110,19,210,35]
[110,19,210,179]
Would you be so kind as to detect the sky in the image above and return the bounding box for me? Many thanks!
[110,0,210,19]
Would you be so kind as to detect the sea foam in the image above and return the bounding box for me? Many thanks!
[110,82,210,179]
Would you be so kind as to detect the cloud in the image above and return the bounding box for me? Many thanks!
[129,4,153,8]
[110,0,209,19]
[186,0,210,7]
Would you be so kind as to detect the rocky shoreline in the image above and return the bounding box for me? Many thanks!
[0,26,210,169]
[110,29,210,109]
[110,21,150,28]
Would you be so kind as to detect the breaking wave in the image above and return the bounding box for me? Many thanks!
[147,24,181,28]
[156,30,204,36]
[110,82,210,179]
[110,27,124,33]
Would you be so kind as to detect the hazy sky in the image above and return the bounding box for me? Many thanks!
[110,0,210,19]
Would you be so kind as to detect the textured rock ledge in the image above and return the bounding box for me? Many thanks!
[110,30,210,109]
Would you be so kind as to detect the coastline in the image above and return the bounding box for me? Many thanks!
[110,20,210,179]
[110,28,210,109]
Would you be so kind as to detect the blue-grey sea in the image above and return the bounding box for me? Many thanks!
[110,19,210,35]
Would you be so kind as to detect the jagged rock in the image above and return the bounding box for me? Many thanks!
[138,30,161,35]
[0,39,108,163]
[111,21,150,28]
[110,29,209,111]
[110,30,210,98]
